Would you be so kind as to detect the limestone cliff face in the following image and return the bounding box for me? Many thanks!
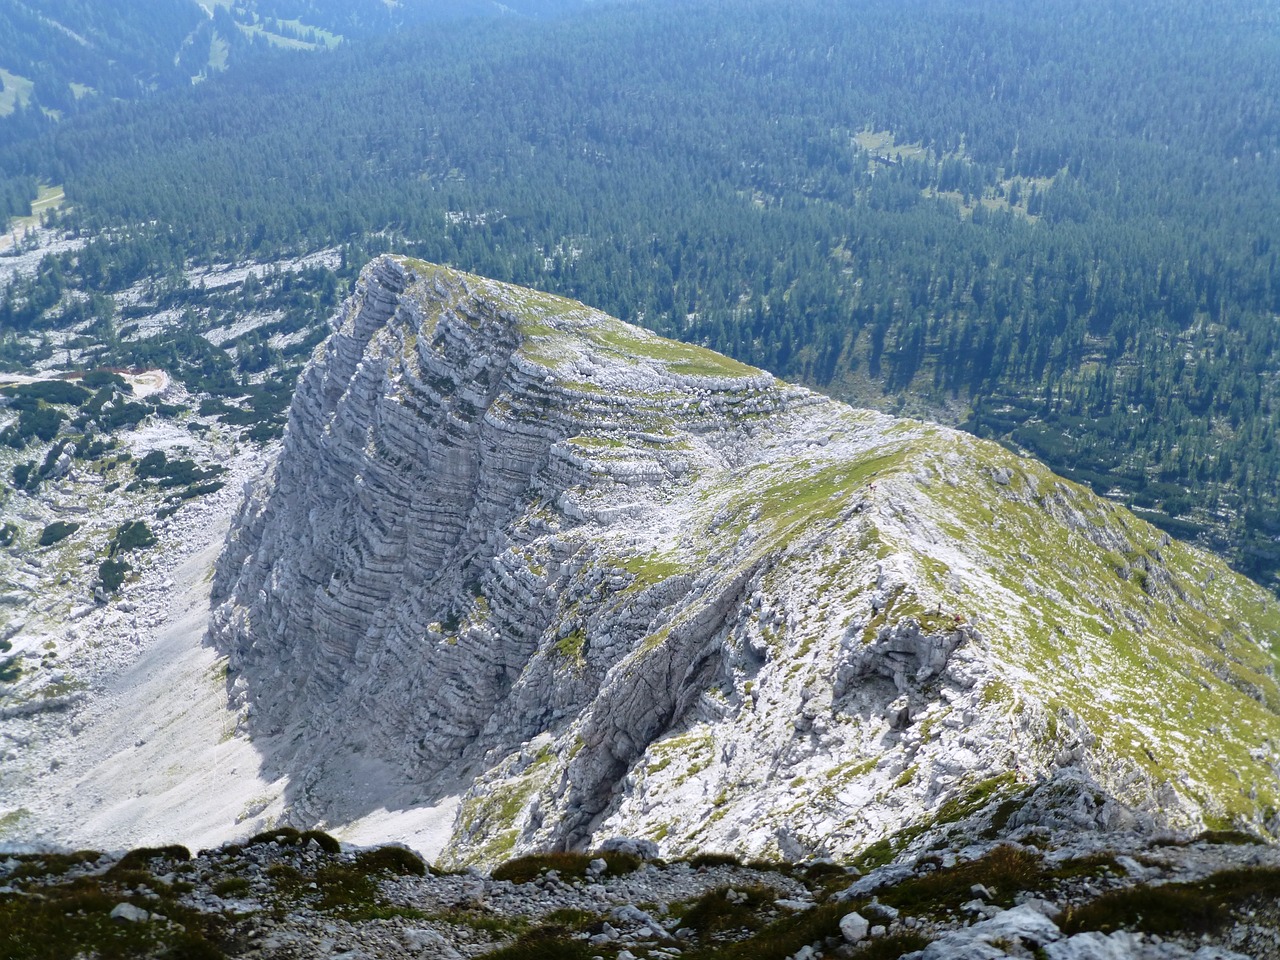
[210,256,1280,865]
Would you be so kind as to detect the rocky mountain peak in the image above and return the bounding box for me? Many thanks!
[209,255,1280,868]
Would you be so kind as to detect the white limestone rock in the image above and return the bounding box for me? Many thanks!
[839,911,870,943]
[209,255,1280,867]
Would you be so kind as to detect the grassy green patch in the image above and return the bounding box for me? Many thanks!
[1049,852,1122,880]
[1060,866,1280,936]
[677,885,778,937]
[878,844,1047,917]
[0,68,34,117]
[589,324,759,379]
[0,859,232,960]
[314,863,378,911]
[848,932,933,959]
[1195,829,1265,845]
[8,850,102,881]
[681,900,848,960]
[109,846,190,874]
[554,629,585,661]
[211,876,250,897]
[478,927,597,960]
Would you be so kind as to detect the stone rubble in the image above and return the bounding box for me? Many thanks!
[3,828,1278,958]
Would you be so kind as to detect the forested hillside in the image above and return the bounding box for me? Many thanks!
[0,0,608,143]
[2,0,1279,585]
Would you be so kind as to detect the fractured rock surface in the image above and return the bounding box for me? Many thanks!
[210,255,1280,865]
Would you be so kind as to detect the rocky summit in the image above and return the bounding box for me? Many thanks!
[209,255,1280,872]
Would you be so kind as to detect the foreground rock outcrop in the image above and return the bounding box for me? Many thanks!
[209,255,1280,866]
[5,827,1280,959]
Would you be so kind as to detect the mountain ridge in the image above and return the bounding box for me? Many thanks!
[209,255,1280,866]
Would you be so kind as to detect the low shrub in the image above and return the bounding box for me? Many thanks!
[99,557,130,592]
[0,380,91,406]
[491,848,642,883]
[1195,829,1264,845]
[1060,866,1280,936]
[353,846,427,877]
[211,877,250,898]
[684,900,848,960]
[244,826,341,853]
[9,850,101,881]
[479,925,597,960]
[492,851,593,884]
[879,844,1047,916]
[37,520,80,546]
[246,827,302,847]
[110,845,191,874]
[109,520,157,555]
[2,406,65,447]
[301,829,342,853]
[690,852,743,869]
[81,370,128,390]
[677,885,777,936]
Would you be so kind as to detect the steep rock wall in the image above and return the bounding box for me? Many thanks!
[210,256,1280,864]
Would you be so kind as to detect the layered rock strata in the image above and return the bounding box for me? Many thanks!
[210,256,1280,865]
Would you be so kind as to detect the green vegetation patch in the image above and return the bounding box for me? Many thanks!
[679,900,863,960]
[611,550,690,587]
[878,844,1047,917]
[0,380,91,407]
[108,520,157,555]
[8,850,102,882]
[0,853,233,960]
[479,929,597,960]
[37,520,80,546]
[676,884,778,937]
[245,826,341,853]
[1057,866,1280,936]
[491,849,641,884]
[688,852,743,869]
[131,450,224,489]
[98,557,130,593]
[108,846,190,875]
[353,846,427,877]
[0,637,19,683]
[587,323,760,379]
[1,406,65,447]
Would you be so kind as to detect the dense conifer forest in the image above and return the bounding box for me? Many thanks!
[2,0,1279,585]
